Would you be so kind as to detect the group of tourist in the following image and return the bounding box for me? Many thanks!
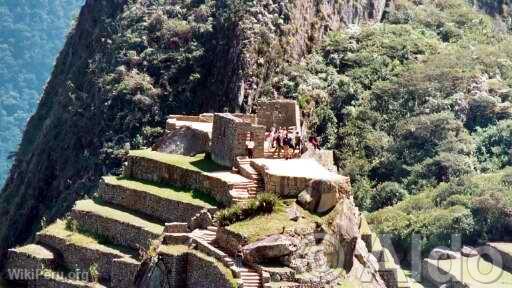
[267,127,301,160]
[244,127,321,160]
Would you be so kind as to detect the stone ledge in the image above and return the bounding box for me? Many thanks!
[3,244,56,281]
[36,220,131,282]
[125,152,236,206]
[70,200,163,250]
[99,177,217,223]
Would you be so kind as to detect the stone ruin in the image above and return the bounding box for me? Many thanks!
[160,100,302,167]
[1,98,412,288]
[210,113,266,167]
[255,99,301,130]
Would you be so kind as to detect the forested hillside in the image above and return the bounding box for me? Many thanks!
[0,0,84,186]
[2,0,512,261]
[273,0,512,256]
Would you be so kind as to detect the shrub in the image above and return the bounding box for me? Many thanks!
[370,182,408,211]
[503,170,512,186]
[65,218,79,232]
[256,193,278,213]
[216,193,279,226]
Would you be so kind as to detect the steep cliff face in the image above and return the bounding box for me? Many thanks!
[0,0,387,252]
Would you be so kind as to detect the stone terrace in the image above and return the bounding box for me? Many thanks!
[2,150,262,287]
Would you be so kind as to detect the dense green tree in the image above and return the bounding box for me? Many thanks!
[0,0,84,186]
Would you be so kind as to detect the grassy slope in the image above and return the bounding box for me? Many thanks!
[103,176,218,207]
[227,200,334,242]
[73,199,163,234]
[129,150,225,173]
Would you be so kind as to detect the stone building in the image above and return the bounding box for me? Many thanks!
[256,99,301,130]
[210,113,265,167]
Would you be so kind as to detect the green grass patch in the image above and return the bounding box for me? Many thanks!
[227,200,331,242]
[129,150,225,172]
[74,199,163,235]
[42,220,133,256]
[103,176,218,207]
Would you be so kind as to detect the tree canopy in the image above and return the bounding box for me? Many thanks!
[0,0,84,186]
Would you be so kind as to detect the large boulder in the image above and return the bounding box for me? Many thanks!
[429,248,461,260]
[152,126,210,156]
[243,235,300,263]
[189,209,214,230]
[298,178,346,214]
[461,246,478,258]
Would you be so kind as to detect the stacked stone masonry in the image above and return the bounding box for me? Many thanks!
[98,179,217,223]
[70,200,164,250]
[256,100,301,130]
[36,227,129,282]
[211,113,265,167]
[125,154,234,206]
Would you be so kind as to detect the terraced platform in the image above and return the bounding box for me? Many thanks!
[70,199,164,250]
[36,220,134,282]
[99,176,217,223]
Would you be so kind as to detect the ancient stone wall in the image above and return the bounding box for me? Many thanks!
[215,227,249,257]
[111,257,140,288]
[125,155,234,206]
[159,250,188,287]
[167,113,257,131]
[4,246,55,281]
[256,100,301,130]
[69,209,162,250]
[186,252,234,288]
[98,180,217,223]
[158,247,234,288]
[35,232,125,282]
[211,113,265,167]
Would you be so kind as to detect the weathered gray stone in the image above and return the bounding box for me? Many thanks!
[461,246,478,258]
[429,248,461,260]
[164,222,189,234]
[243,235,300,263]
[297,178,344,214]
[287,206,301,221]
[153,126,210,156]
[189,209,214,230]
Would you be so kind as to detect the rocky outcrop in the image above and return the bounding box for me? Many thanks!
[429,248,461,260]
[153,126,210,156]
[298,178,345,213]
[243,235,300,263]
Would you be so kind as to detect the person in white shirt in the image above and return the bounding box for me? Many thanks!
[246,134,255,159]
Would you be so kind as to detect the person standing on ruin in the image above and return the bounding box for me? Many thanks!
[283,132,292,160]
[273,131,283,158]
[246,133,255,159]
[293,131,302,157]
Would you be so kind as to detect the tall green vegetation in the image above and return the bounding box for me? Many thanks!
[270,0,512,254]
[0,0,84,186]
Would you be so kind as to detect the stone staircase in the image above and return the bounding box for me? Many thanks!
[231,156,265,202]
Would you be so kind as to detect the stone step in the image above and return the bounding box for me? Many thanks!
[3,244,56,282]
[207,226,218,232]
[191,229,216,244]
[35,220,133,283]
[70,199,164,250]
[98,176,216,223]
